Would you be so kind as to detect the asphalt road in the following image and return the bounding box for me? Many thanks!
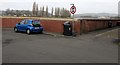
[2,27,119,63]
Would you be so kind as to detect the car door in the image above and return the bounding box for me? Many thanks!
[22,20,28,31]
[16,22,21,31]
[19,20,25,31]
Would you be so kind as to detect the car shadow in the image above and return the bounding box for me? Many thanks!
[15,31,43,35]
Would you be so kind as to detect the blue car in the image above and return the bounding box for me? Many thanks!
[14,19,43,35]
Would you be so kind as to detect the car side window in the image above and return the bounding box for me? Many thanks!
[20,20,25,24]
[24,20,28,24]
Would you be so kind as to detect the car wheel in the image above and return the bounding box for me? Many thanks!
[26,29,31,35]
[14,27,18,32]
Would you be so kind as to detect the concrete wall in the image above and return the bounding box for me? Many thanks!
[1,17,118,35]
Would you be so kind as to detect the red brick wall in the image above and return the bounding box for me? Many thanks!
[112,21,117,27]
[1,18,73,33]
[41,20,65,33]
[41,20,81,34]
[1,18,118,34]
[80,20,117,33]
[74,22,81,34]
[0,18,2,28]
[2,18,25,28]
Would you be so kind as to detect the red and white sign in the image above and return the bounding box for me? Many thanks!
[70,5,76,14]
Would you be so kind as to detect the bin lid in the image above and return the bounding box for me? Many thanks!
[64,21,70,25]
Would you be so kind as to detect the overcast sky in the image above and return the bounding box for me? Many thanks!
[0,0,119,14]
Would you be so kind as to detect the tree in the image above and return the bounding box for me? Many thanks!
[66,10,71,18]
[55,8,57,17]
[36,4,38,16]
[60,8,65,18]
[42,6,44,17]
[60,8,71,18]
[38,7,42,16]
[55,7,60,17]
[51,7,54,17]
[5,8,11,16]
[32,2,36,16]
[58,8,60,17]
[46,6,48,17]
[16,10,20,17]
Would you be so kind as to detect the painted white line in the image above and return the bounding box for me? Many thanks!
[95,28,119,37]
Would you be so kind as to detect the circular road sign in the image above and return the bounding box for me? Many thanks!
[70,5,76,14]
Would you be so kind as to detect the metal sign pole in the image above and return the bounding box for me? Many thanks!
[70,4,75,36]
[70,3,77,36]
[72,4,75,34]
[73,14,74,34]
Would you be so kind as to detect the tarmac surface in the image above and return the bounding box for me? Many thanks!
[2,27,119,63]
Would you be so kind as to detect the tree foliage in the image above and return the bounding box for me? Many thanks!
[32,2,36,16]
[2,1,71,18]
[46,6,48,17]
